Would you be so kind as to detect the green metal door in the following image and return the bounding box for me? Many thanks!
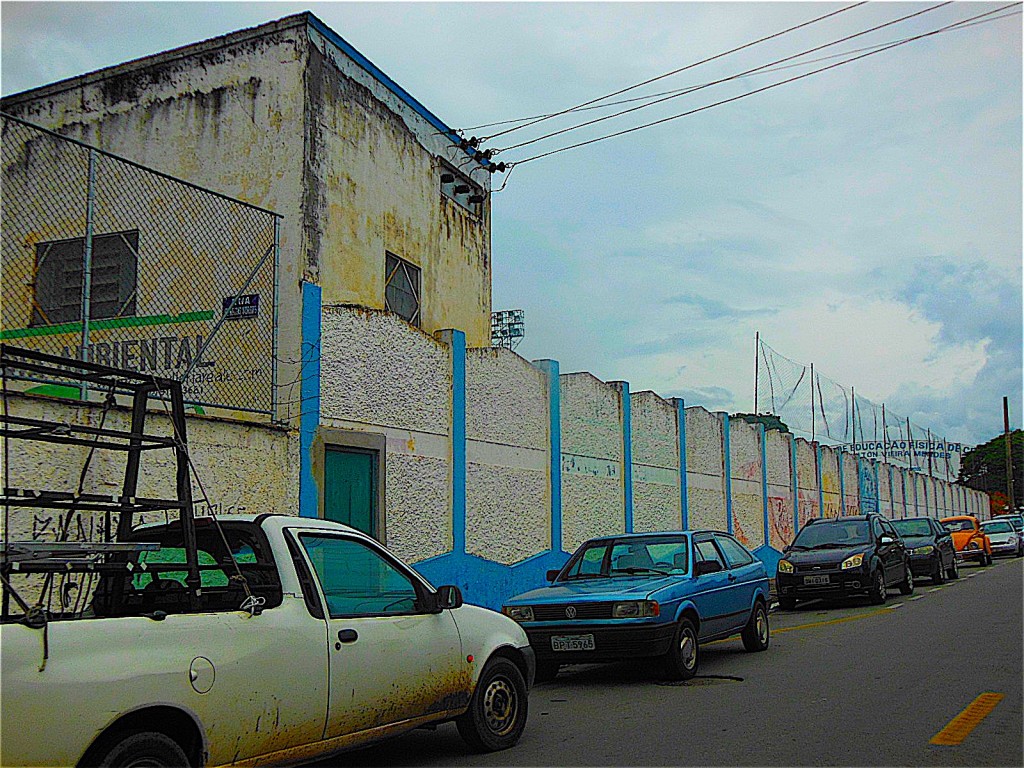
[324,448,376,537]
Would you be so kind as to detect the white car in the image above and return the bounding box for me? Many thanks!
[981,518,1023,558]
[1,515,534,766]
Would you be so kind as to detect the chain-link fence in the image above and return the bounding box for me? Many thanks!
[755,338,964,480]
[1,114,281,416]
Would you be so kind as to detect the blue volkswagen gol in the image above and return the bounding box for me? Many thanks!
[502,531,770,682]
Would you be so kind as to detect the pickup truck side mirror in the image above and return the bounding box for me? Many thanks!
[435,584,463,610]
[545,569,561,582]
[879,534,895,545]
[694,560,723,577]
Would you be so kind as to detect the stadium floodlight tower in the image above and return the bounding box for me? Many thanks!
[490,309,525,351]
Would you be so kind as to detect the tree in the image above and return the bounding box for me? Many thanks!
[733,413,790,434]
[958,430,1024,511]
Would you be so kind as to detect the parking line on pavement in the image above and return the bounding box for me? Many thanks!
[910,595,925,601]
[774,606,893,634]
[928,587,943,592]
[929,693,1005,746]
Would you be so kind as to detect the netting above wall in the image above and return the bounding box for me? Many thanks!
[1,114,281,416]
[755,338,963,480]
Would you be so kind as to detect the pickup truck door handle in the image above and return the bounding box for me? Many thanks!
[337,629,358,644]
[727,573,737,582]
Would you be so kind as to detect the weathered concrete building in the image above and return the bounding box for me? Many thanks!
[2,13,495,552]
[1,12,494,371]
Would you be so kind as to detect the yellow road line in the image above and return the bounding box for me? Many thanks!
[773,606,894,634]
[930,693,1005,746]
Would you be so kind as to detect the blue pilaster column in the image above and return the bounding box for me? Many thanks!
[440,330,467,555]
[791,436,799,535]
[533,359,562,552]
[674,399,688,530]
[838,448,845,516]
[719,412,733,533]
[761,424,769,547]
[299,282,321,519]
[816,443,824,520]
[613,382,634,533]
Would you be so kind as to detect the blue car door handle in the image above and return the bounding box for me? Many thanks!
[727,573,737,582]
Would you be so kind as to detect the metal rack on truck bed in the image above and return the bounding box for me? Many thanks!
[1,344,201,620]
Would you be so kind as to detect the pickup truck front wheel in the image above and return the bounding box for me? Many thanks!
[94,731,190,768]
[456,657,528,752]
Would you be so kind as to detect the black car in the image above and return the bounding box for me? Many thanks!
[892,517,959,583]
[775,514,913,609]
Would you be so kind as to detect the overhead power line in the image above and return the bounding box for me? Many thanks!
[496,2,953,155]
[461,7,1020,136]
[478,2,868,143]
[509,3,1020,167]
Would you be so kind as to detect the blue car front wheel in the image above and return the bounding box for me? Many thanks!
[663,617,699,680]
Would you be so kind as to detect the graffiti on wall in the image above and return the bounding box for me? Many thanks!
[768,496,793,549]
[858,459,878,514]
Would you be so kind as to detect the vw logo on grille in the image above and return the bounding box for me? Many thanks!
[565,606,577,619]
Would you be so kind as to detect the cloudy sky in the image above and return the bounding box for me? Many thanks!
[2,1,1020,448]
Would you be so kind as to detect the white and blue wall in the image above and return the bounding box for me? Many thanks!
[297,303,991,610]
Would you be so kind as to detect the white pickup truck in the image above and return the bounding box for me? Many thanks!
[0,514,535,767]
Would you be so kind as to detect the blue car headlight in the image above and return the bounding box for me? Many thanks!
[502,605,534,622]
[612,600,660,618]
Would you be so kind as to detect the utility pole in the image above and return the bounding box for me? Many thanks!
[754,331,760,415]
[1004,396,1016,512]
[810,363,816,444]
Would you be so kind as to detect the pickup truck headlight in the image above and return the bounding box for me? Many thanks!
[909,545,934,556]
[612,600,660,618]
[502,605,534,622]
[841,554,865,570]
[777,560,794,574]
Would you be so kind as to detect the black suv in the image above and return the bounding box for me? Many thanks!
[775,514,913,609]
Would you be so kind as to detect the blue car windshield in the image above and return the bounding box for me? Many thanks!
[792,521,870,549]
[561,536,689,579]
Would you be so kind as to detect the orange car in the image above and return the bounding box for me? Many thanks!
[940,515,993,566]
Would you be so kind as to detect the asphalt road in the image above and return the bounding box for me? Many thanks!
[319,556,1023,767]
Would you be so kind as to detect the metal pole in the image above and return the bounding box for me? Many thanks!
[754,331,760,415]
[810,363,816,444]
[1005,396,1015,512]
[753,331,761,415]
[927,428,934,478]
[907,418,915,474]
[271,217,281,421]
[851,386,856,448]
[80,149,97,400]
[882,403,888,463]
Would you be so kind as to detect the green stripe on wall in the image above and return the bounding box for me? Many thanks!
[0,311,215,340]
